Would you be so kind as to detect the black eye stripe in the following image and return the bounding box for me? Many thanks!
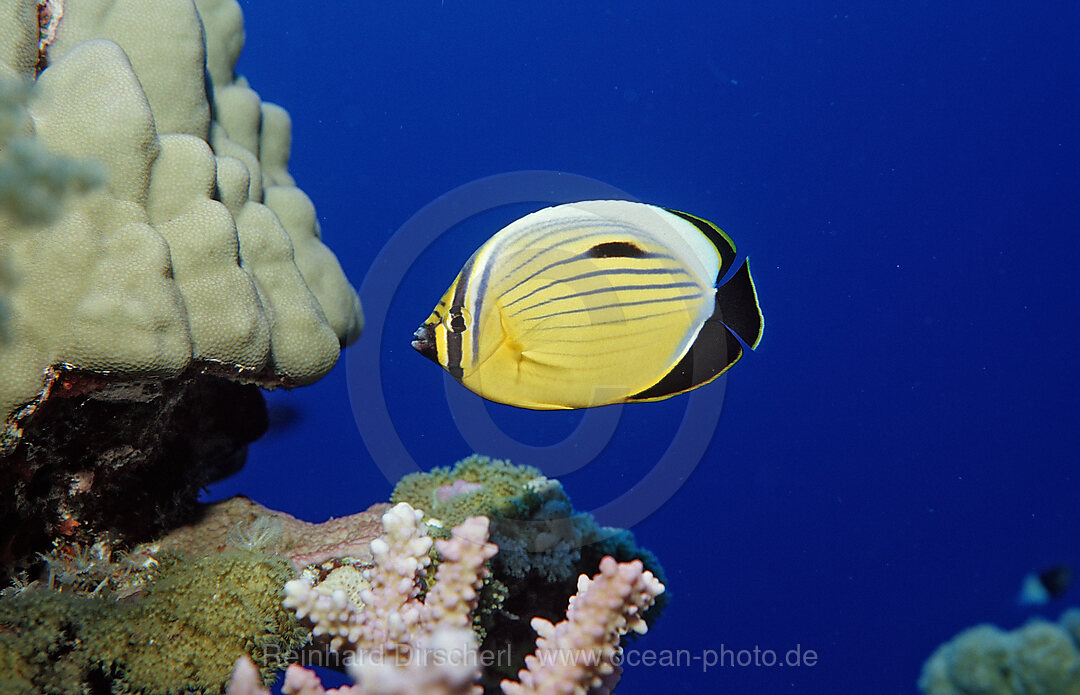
[448,307,468,333]
[446,260,475,380]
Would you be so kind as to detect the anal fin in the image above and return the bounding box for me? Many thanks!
[626,313,743,402]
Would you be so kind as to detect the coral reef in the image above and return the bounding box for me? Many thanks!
[0,465,669,694]
[0,4,673,695]
[0,0,361,571]
[249,502,664,695]
[0,451,669,695]
[919,608,1080,695]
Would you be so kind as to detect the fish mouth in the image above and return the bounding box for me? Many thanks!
[412,324,438,363]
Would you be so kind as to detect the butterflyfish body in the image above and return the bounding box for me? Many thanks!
[412,200,763,409]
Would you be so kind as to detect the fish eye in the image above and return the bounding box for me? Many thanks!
[447,305,470,333]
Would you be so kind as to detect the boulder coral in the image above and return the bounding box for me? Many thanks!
[0,0,362,426]
[0,0,361,571]
[920,609,1080,695]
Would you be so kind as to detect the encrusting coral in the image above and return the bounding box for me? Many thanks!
[149,495,389,572]
[919,608,1080,695]
[0,494,390,694]
[0,546,306,695]
[228,502,665,695]
[0,0,362,571]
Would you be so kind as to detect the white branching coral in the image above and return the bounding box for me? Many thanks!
[352,502,437,654]
[282,502,496,695]
[502,555,665,695]
[235,502,666,695]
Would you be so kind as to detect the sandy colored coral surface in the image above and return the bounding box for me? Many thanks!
[154,495,389,570]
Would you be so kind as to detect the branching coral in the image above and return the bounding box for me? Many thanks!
[283,503,496,693]
[242,502,665,695]
[502,555,664,695]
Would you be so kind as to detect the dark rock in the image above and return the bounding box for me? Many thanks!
[0,367,268,576]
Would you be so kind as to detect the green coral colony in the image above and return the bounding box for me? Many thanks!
[392,455,666,588]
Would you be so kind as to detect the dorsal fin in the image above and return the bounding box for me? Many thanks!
[664,208,738,280]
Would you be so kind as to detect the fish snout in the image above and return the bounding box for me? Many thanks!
[412,324,438,362]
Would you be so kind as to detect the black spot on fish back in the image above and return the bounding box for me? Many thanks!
[587,241,647,258]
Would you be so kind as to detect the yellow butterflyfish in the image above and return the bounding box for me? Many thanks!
[412,200,763,409]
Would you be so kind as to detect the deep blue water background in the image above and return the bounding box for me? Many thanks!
[207,2,1080,692]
